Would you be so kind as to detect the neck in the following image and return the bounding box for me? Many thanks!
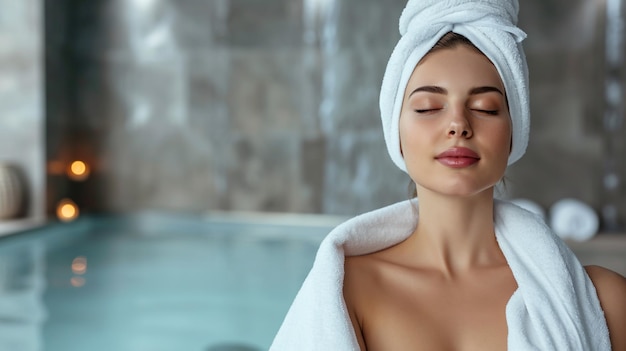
[409,188,505,276]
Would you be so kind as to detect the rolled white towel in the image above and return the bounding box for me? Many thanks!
[550,198,599,242]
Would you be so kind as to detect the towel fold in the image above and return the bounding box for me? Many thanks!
[379,0,530,173]
[270,200,611,350]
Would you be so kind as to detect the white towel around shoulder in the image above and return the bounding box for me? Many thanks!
[270,200,611,350]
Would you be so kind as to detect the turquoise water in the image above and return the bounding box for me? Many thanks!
[0,213,336,351]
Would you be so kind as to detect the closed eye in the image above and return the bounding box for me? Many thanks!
[414,108,442,114]
[473,109,499,115]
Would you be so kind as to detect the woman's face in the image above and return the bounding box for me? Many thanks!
[399,45,512,198]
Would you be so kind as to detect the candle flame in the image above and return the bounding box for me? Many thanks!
[67,160,90,181]
[57,199,79,222]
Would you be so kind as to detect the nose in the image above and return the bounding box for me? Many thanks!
[447,109,473,138]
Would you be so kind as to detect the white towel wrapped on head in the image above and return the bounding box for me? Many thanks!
[380,0,530,173]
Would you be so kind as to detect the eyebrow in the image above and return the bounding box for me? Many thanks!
[408,85,504,98]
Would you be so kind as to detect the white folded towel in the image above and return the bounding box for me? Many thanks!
[270,200,611,350]
[550,198,600,242]
[380,0,530,173]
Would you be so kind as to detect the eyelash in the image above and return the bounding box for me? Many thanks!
[414,109,499,115]
[475,109,499,115]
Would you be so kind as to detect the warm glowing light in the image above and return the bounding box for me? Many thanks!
[70,276,85,287]
[67,160,90,181]
[56,199,79,222]
[71,161,86,175]
[72,256,87,275]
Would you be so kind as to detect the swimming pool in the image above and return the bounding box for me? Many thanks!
[1,212,625,351]
[0,212,344,351]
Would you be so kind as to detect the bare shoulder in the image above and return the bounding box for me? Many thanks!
[344,246,402,290]
[344,254,381,351]
[585,265,626,297]
[585,265,626,350]
[344,254,382,306]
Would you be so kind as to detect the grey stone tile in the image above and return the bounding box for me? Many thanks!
[65,59,111,130]
[225,0,303,47]
[0,1,41,55]
[322,130,407,215]
[103,124,218,212]
[332,0,405,50]
[64,1,109,57]
[299,48,324,139]
[318,48,389,134]
[45,52,72,133]
[301,137,326,213]
[68,1,213,57]
[228,49,305,135]
[505,134,604,209]
[186,50,231,134]
[520,0,603,52]
[105,56,187,129]
[526,52,604,136]
[226,133,313,213]
[0,57,42,125]
[172,0,229,49]
[54,54,188,133]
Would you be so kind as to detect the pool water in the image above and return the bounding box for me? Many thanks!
[0,213,340,351]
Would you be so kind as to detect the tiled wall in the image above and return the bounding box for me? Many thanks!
[514,1,625,230]
[0,1,44,219]
[45,0,626,230]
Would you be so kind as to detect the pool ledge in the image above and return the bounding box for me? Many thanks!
[0,218,47,237]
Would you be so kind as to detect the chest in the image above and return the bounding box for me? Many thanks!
[360,270,517,351]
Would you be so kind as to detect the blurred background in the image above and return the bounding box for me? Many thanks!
[0,0,623,226]
[0,0,625,350]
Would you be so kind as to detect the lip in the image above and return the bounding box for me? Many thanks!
[435,147,480,168]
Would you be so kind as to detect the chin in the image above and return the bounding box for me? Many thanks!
[420,180,498,199]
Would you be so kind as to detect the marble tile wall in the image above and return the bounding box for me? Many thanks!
[45,0,626,230]
[512,0,625,230]
[0,0,44,219]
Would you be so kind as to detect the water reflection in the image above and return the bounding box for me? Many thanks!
[0,242,46,351]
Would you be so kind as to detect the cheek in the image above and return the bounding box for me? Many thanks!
[399,119,433,180]
[399,115,423,158]
[490,121,512,160]
[399,113,444,163]
[399,115,411,156]
[500,126,512,150]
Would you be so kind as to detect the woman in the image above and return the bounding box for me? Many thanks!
[271,1,625,350]
[344,32,626,351]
